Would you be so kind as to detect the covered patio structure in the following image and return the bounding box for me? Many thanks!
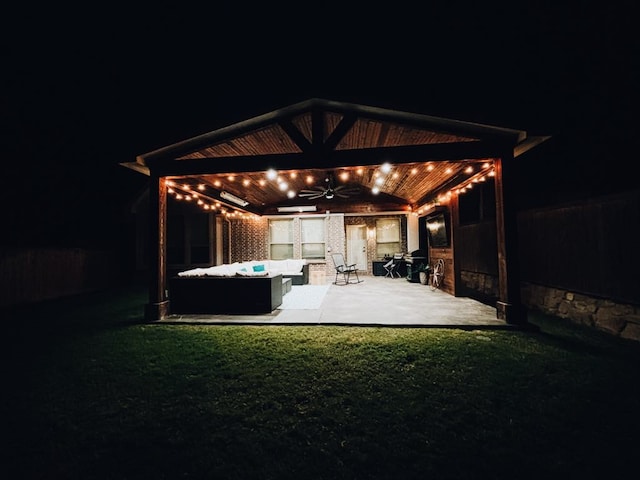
[121,98,548,323]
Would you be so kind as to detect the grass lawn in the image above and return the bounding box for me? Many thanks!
[3,285,639,480]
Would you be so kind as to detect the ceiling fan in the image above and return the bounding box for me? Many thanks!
[298,171,360,200]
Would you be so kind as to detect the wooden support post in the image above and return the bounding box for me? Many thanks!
[494,153,527,324]
[450,192,460,296]
[145,175,169,320]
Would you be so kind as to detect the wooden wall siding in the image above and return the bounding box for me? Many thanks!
[0,248,119,307]
[455,221,499,303]
[517,189,640,306]
[428,247,454,294]
[457,222,499,275]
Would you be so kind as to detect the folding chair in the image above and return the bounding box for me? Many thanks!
[383,253,404,278]
[330,253,362,285]
[383,258,395,277]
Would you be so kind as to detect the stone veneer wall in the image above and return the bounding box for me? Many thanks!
[227,216,269,263]
[460,271,640,343]
[521,282,640,343]
[325,214,346,278]
[460,270,498,298]
[227,214,345,280]
[224,214,407,280]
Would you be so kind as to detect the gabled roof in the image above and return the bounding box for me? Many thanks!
[121,98,549,215]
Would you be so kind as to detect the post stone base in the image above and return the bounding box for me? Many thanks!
[145,300,170,321]
[496,301,528,325]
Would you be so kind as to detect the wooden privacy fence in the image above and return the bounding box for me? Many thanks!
[517,189,640,306]
[454,189,640,309]
[0,247,120,308]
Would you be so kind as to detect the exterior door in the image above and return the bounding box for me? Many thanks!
[346,225,367,271]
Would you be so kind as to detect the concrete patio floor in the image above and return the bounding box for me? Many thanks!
[160,275,516,329]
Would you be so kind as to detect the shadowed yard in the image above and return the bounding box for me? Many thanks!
[3,285,639,480]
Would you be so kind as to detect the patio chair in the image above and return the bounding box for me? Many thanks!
[331,253,362,285]
[384,253,404,278]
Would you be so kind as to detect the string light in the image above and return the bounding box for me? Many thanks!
[453,167,496,196]
[166,161,497,216]
[165,181,246,215]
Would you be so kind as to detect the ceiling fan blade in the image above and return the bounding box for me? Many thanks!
[298,192,324,199]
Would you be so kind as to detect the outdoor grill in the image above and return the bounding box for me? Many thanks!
[404,249,428,282]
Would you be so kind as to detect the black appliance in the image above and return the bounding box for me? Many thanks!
[404,249,428,282]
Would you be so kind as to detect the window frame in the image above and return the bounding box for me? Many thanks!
[268,218,294,260]
[375,217,402,259]
[300,217,326,260]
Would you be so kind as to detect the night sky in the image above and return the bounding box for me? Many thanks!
[2,3,637,248]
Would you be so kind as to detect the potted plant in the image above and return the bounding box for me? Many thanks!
[418,263,430,285]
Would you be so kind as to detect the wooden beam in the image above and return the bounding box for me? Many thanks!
[278,119,313,152]
[324,114,358,151]
[148,141,507,177]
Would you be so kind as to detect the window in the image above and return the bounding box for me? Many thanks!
[269,219,293,259]
[375,218,401,258]
[301,218,325,259]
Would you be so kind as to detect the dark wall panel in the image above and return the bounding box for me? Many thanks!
[457,221,498,275]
